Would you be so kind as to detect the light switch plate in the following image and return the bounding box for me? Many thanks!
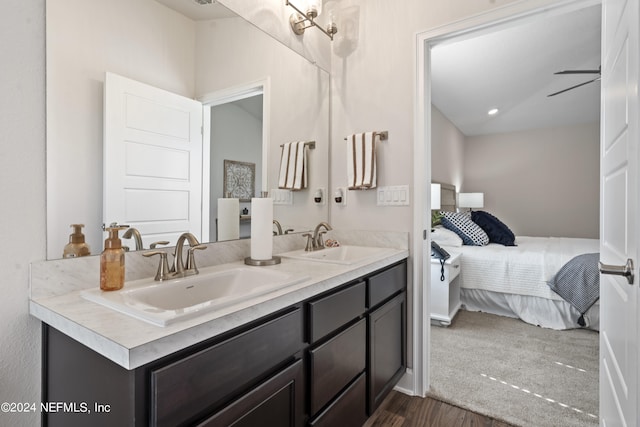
[376,185,410,206]
[271,189,293,205]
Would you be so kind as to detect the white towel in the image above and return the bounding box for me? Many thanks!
[347,132,377,189]
[278,141,307,190]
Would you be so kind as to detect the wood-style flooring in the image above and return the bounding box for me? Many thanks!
[364,391,517,427]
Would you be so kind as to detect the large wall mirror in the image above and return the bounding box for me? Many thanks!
[46,0,330,259]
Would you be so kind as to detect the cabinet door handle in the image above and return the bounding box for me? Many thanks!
[599,259,634,285]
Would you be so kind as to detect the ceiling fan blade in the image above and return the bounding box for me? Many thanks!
[554,65,601,75]
[547,77,601,97]
[554,69,601,75]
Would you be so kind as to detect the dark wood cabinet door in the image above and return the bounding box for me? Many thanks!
[309,319,366,416]
[43,325,145,427]
[197,359,304,427]
[368,292,406,414]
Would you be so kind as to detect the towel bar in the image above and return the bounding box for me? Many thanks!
[280,141,315,149]
[343,131,388,141]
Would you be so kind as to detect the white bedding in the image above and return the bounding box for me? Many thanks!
[441,236,600,330]
[445,236,600,300]
[460,288,600,330]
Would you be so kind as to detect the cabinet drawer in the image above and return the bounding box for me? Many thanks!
[447,257,460,281]
[309,373,367,427]
[368,292,406,413]
[367,261,407,308]
[308,281,365,342]
[197,359,304,427]
[151,308,303,427]
[309,318,366,415]
[448,257,461,281]
[441,257,461,282]
[431,255,461,283]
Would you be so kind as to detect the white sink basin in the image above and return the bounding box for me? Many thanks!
[81,267,309,326]
[280,245,395,265]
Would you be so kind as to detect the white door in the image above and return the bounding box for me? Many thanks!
[599,0,639,425]
[104,73,203,249]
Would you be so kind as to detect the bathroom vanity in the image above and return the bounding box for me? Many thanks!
[31,234,408,427]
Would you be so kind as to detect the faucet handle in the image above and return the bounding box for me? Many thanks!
[303,233,315,251]
[186,244,207,273]
[143,250,171,281]
[150,240,170,249]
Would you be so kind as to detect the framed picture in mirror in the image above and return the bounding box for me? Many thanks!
[224,160,256,202]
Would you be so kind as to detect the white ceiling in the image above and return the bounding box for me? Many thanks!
[431,5,601,136]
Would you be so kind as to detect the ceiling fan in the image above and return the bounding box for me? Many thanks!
[547,66,601,97]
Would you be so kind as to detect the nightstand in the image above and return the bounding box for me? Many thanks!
[430,252,462,326]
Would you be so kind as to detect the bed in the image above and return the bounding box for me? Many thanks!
[431,183,600,331]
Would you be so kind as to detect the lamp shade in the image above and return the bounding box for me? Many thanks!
[431,183,441,210]
[458,192,484,209]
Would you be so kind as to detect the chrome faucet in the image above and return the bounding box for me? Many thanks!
[311,222,333,250]
[273,220,283,236]
[172,232,207,277]
[122,227,144,251]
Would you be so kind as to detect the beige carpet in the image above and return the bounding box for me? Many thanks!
[429,310,599,427]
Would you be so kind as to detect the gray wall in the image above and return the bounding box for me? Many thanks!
[463,122,600,238]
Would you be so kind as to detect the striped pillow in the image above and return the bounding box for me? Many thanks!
[440,211,489,246]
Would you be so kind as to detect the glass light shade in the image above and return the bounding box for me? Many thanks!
[458,192,484,209]
[306,0,322,17]
[431,183,441,210]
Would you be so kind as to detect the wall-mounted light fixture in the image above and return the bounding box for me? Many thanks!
[286,0,338,40]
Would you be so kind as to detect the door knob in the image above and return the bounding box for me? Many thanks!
[599,258,635,285]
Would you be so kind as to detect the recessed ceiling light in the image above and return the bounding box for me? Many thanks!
[487,108,499,116]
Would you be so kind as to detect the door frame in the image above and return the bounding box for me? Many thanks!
[198,77,271,242]
[413,0,601,396]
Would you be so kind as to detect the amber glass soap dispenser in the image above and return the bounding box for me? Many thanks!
[63,224,91,258]
[100,227,126,291]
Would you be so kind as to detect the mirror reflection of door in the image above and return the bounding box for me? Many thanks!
[104,72,203,250]
[104,72,265,248]
[208,94,263,242]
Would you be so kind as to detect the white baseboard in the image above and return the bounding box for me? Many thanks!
[393,368,417,396]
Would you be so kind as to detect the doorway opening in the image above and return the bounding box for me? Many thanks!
[199,80,269,243]
[415,0,602,424]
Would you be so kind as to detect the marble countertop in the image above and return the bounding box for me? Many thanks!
[30,235,408,370]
